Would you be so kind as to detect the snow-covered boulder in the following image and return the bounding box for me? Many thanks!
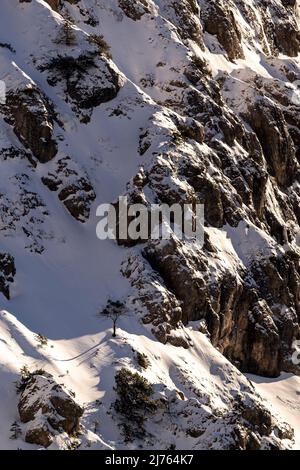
[18,371,83,448]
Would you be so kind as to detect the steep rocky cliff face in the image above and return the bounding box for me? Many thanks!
[0,0,300,450]
[112,0,300,378]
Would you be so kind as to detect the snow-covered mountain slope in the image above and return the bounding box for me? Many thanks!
[0,0,300,449]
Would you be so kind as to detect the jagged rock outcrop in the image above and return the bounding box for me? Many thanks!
[4,86,57,163]
[41,156,96,222]
[122,253,187,347]
[199,0,300,59]
[118,0,151,21]
[259,0,300,57]
[245,99,298,187]
[201,0,244,61]
[123,227,300,376]
[18,370,83,448]
[158,0,204,47]
[40,52,122,112]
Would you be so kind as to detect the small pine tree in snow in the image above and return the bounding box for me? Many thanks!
[10,421,22,440]
[35,332,48,348]
[55,12,77,47]
[87,34,112,59]
[16,366,45,394]
[20,365,31,381]
[98,299,126,337]
[136,351,150,369]
[114,368,157,441]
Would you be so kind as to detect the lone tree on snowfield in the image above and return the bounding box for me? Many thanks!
[98,299,126,337]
